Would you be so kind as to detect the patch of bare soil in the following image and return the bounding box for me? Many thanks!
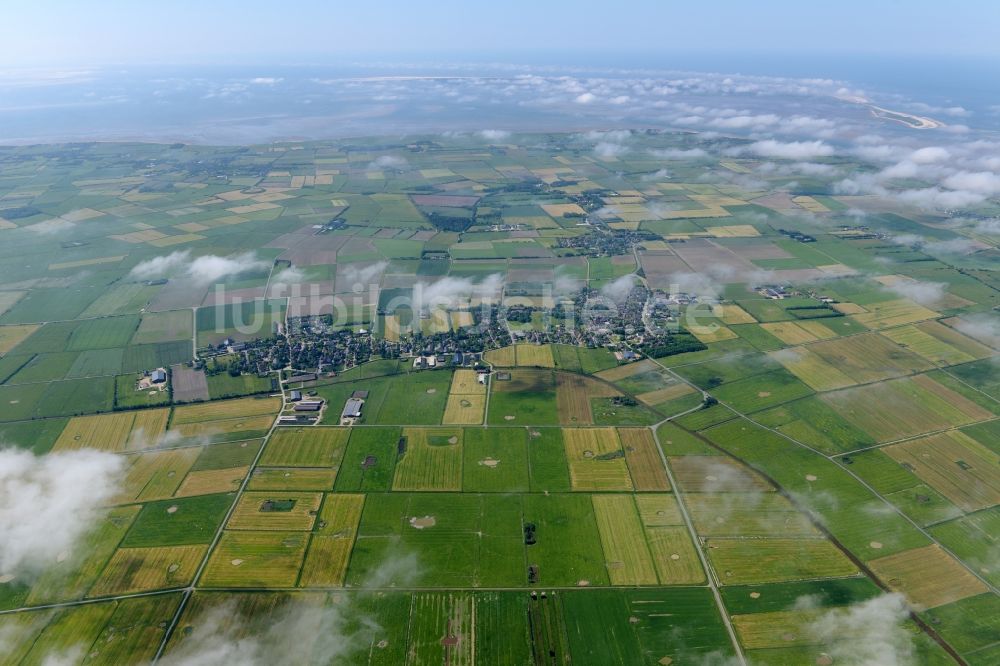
[409,516,437,529]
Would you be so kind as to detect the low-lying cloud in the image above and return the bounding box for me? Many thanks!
[806,593,914,666]
[0,448,124,578]
[413,273,503,310]
[368,155,408,171]
[478,129,510,141]
[130,250,270,286]
[749,140,834,160]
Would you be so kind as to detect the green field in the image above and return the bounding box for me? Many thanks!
[2,132,998,663]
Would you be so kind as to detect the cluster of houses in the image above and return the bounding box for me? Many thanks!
[412,351,483,370]
[757,285,793,300]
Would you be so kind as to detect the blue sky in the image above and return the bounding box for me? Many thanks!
[2,0,998,66]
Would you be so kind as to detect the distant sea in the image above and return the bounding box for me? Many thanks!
[1,53,997,144]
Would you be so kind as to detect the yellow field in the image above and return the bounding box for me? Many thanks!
[0,324,39,353]
[732,609,825,649]
[685,493,816,537]
[718,304,756,324]
[113,448,200,504]
[123,409,170,451]
[821,374,992,442]
[541,203,586,217]
[885,431,1000,512]
[556,373,618,425]
[149,233,205,247]
[49,255,125,270]
[53,412,136,452]
[170,414,275,440]
[688,323,739,343]
[720,161,753,174]
[174,466,249,497]
[832,302,867,315]
[850,298,939,329]
[383,315,402,342]
[201,531,308,587]
[596,359,654,382]
[761,321,833,345]
[89,545,206,596]
[484,345,516,367]
[659,205,730,220]
[226,202,281,215]
[668,456,774,493]
[515,343,555,367]
[880,321,991,366]
[941,316,1000,350]
[636,383,696,406]
[619,428,670,491]
[247,468,336,491]
[705,537,858,585]
[227,491,322,531]
[775,332,934,390]
[867,544,988,609]
[563,428,633,491]
[691,193,747,207]
[450,310,475,329]
[299,494,364,587]
[392,427,464,491]
[796,320,839,339]
[770,347,854,391]
[635,494,685,526]
[707,224,760,238]
[645,526,705,584]
[914,320,994,358]
[449,368,486,395]
[791,195,829,212]
[171,396,281,424]
[592,495,658,585]
[442,393,486,425]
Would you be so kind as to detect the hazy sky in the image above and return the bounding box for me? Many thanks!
[2,0,999,66]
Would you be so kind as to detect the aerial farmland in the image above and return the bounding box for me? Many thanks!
[0,125,996,666]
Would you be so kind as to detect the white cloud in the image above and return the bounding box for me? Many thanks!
[594,141,627,158]
[187,253,270,286]
[709,113,780,130]
[339,261,388,288]
[130,250,270,286]
[895,187,986,210]
[942,171,1000,196]
[884,279,947,306]
[129,250,191,279]
[414,273,503,310]
[650,147,707,159]
[909,146,950,164]
[478,129,510,141]
[574,92,596,104]
[806,594,914,666]
[599,274,637,304]
[952,313,1000,349]
[0,449,123,578]
[368,155,408,170]
[749,140,834,160]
